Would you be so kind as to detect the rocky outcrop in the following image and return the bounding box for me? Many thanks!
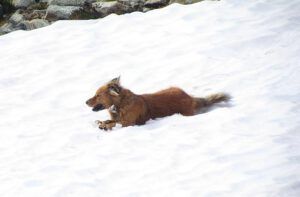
[0,2,50,35]
[0,0,205,35]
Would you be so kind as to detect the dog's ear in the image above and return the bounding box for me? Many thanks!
[108,84,121,96]
[110,76,120,85]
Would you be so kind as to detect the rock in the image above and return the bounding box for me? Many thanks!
[142,7,151,12]
[0,21,28,34]
[1,0,203,36]
[117,0,145,11]
[0,23,14,35]
[169,0,203,5]
[45,5,81,21]
[144,0,168,8]
[32,9,47,18]
[69,7,100,20]
[92,1,124,16]
[27,2,48,10]
[12,0,35,8]
[1,10,26,35]
[49,0,94,6]
[9,11,25,25]
[18,19,50,30]
[21,9,47,20]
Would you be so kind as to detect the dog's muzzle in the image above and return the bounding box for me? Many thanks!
[92,104,105,111]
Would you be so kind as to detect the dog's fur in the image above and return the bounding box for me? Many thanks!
[86,77,230,130]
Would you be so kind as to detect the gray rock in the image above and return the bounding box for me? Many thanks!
[92,1,123,16]
[0,23,14,35]
[32,9,47,17]
[142,7,151,12]
[45,5,81,21]
[169,0,203,5]
[9,11,25,25]
[0,21,28,34]
[117,0,145,11]
[0,30,5,36]
[21,9,47,21]
[144,0,168,8]
[1,10,26,35]
[0,18,50,35]
[49,0,94,6]
[18,19,50,30]
[12,0,35,8]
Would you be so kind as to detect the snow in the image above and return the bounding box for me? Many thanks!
[1,0,300,196]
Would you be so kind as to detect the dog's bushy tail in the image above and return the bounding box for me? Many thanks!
[194,93,230,110]
[204,93,230,106]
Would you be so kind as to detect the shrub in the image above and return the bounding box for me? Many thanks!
[1,0,16,16]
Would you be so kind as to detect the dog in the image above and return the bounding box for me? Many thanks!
[86,77,230,131]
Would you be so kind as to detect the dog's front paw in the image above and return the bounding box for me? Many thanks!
[99,122,110,131]
[97,120,116,131]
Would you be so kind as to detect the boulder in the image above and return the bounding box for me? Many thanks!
[92,1,124,16]
[0,23,14,35]
[0,21,28,34]
[117,0,145,11]
[45,5,81,21]
[144,0,169,8]
[21,9,47,20]
[142,7,150,12]
[32,9,47,18]
[9,11,25,25]
[18,19,50,30]
[12,0,35,8]
[68,7,100,20]
[49,0,95,6]
[27,2,48,10]
[169,0,203,5]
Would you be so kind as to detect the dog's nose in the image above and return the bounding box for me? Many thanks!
[86,100,89,105]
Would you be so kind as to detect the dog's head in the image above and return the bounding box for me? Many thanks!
[86,76,122,112]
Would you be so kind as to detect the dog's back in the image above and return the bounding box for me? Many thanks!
[141,87,196,118]
[141,87,230,119]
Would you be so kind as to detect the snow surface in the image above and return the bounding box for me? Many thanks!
[1,0,300,196]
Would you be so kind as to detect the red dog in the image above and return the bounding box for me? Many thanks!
[86,77,229,130]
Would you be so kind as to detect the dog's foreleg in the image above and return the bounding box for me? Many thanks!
[95,105,119,131]
[96,120,116,131]
[109,105,119,122]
